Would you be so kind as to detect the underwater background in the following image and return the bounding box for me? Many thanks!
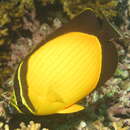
[0,0,130,129]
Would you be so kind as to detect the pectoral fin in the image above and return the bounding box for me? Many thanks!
[57,104,84,114]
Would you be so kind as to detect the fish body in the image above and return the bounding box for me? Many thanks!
[10,9,119,116]
[12,32,102,115]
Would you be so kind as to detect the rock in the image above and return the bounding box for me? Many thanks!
[77,121,87,130]
[120,79,130,90]
[0,122,4,128]
[115,68,129,80]
[111,78,122,85]
[124,63,130,70]
[53,17,62,29]
[4,124,9,130]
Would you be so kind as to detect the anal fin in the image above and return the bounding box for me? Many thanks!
[57,104,84,114]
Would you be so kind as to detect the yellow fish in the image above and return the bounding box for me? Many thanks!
[10,9,118,115]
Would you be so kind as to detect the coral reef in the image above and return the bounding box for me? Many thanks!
[40,0,118,18]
